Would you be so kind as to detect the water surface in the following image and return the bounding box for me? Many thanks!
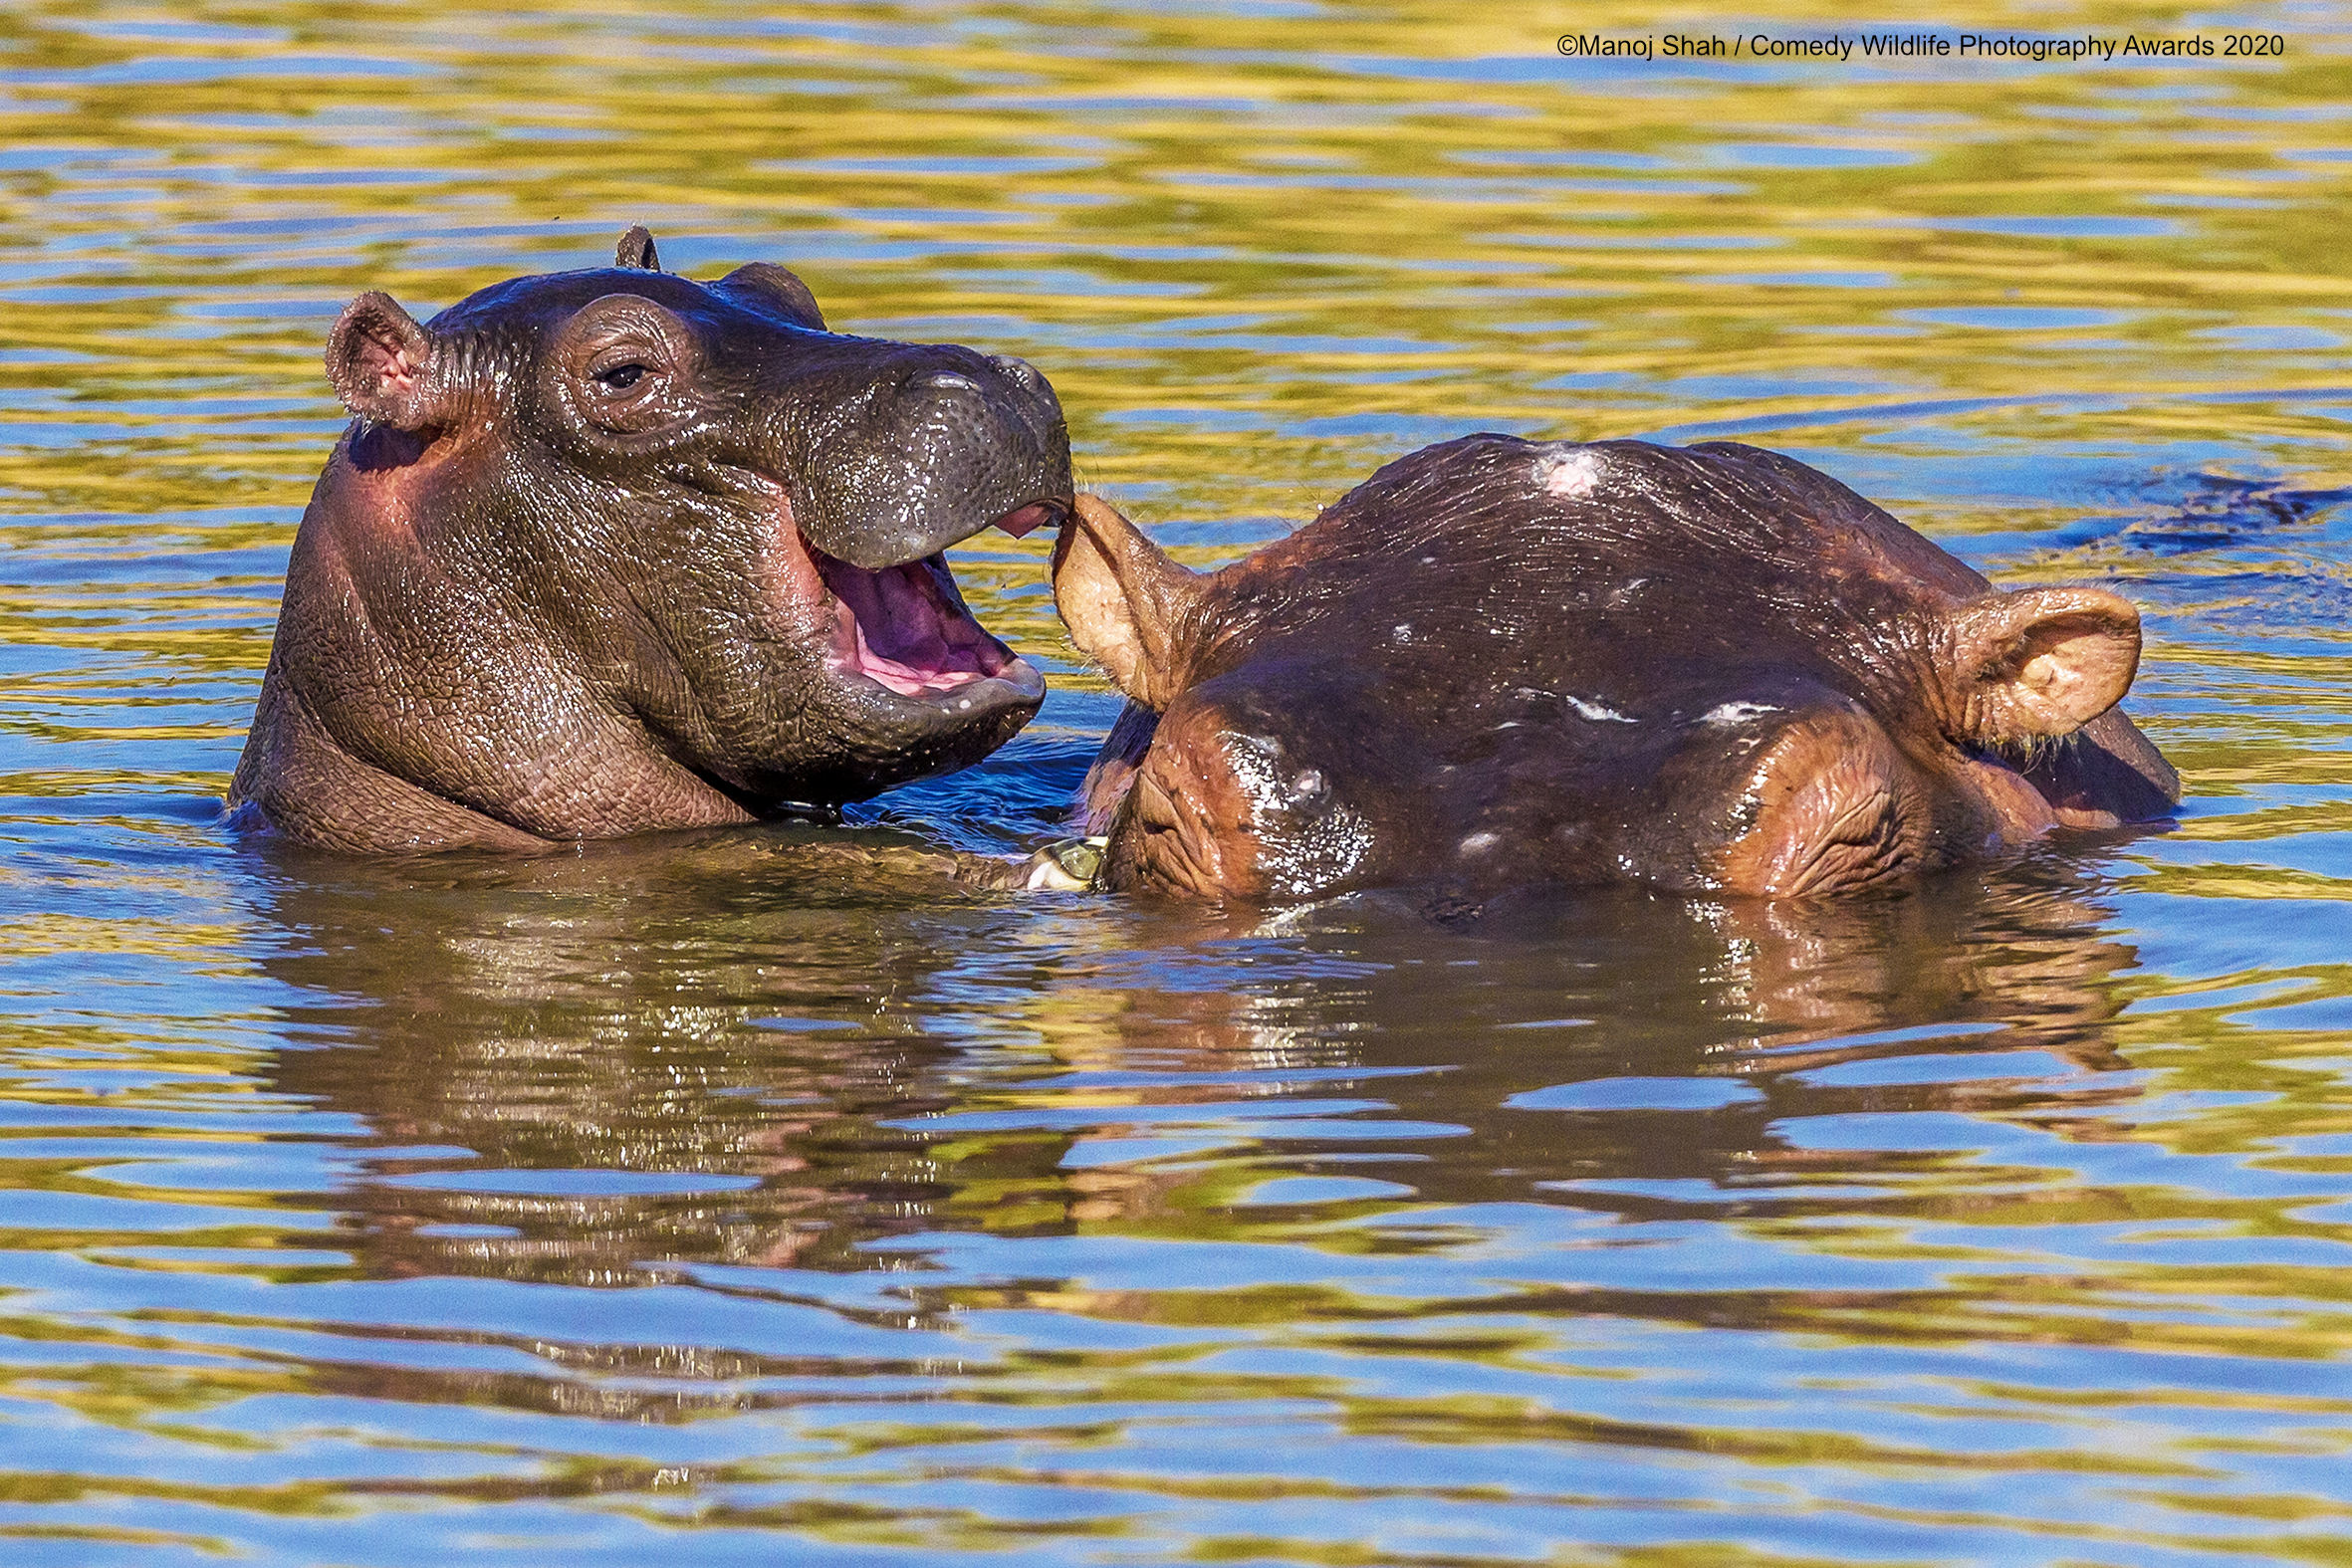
[3,2,2351,1563]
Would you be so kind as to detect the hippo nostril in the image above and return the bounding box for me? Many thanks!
[923,370,982,394]
[989,354,1044,391]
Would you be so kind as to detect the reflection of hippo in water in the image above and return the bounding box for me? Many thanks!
[231,228,1071,853]
[247,821,2144,1298]
[1053,434,2178,902]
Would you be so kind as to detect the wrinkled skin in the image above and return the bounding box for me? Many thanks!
[231,227,1072,852]
[1054,434,2179,903]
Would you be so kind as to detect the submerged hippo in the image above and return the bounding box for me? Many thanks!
[1051,434,2178,901]
[230,227,1070,852]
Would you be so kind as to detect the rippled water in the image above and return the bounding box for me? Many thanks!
[4,3,2352,1562]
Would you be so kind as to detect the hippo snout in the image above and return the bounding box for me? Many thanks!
[791,345,1073,570]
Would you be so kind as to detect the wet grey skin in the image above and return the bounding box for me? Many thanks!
[230,227,1073,853]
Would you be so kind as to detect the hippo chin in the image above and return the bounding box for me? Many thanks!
[231,227,1072,852]
[1052,434,2179,902]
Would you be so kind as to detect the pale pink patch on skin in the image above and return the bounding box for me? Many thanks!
[378,345,417,397]
[1536,450,1602,499]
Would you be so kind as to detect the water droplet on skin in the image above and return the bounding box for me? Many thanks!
[1563,695,1635,723]
[1701,701,1777,728]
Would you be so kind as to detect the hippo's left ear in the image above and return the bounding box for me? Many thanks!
[715,263,825,331]
[1944,586,2142,744]
[325,292,442,430]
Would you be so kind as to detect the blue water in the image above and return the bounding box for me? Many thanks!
[2,2,2351,1563]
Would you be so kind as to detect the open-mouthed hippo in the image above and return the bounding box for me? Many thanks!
[230,227,1070,852]
[1051,434,2178,902]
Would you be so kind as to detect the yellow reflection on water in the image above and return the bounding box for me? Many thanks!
[0,2,2350,1564]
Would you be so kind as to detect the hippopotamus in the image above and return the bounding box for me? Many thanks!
[1050,433,2178,901]
[229,227,1070,852]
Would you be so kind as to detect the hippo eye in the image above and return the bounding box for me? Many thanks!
[594,361,649,391]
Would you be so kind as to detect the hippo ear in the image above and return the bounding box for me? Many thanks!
[1945,586,2142,744]
[1053,494,1209,709]
[614,225,662,271]
[325,292,441,430]
[717,262,825,331]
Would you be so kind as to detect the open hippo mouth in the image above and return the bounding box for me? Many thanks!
[807,501,1059,708]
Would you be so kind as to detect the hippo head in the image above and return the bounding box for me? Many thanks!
[231,228,1071,851]
[1055,434,2178,902]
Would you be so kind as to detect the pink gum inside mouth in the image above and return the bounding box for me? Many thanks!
[820,553,1012,697]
